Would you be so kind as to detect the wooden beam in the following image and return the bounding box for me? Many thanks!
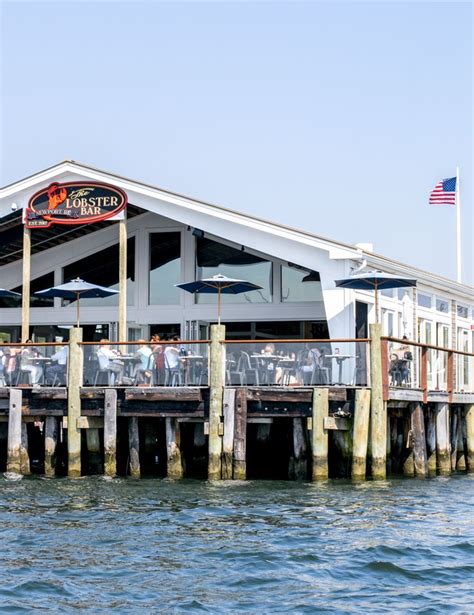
[208,324,225,480]
[233,388,247,480]
[104,389,117,477]
[67,327,83,478]
[124,387,203,402]
[21,226,31,341]
[128,417,140,478]
[436,402,451,475]
[44,416,59,477]
[246,387,346,403]
[7,389,22,474]
[370,323,386,479]
[118,217,127,342]
[165,417,184,479]
[222,388,236,480]
[352,388,371,480]
[411,403,428,477]
[311,388,329,480]
[323,416,350,431]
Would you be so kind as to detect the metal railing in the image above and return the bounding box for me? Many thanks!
[0,341,69,387]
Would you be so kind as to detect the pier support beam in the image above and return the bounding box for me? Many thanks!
[222,388,236,479]
[411,403,428,477]
[104,389,117,477]
[208,324,225,480]
[369,323,386,479]
[165,418,184,479]
[435,402,451,475]
[450,408,459,472]
[311,388,329,480]
[291,418,307,480]
[20,423,31,475]
[426,407,437,475]
[465,404,474,472]
[352,388,371,480]
[44,416,59,477]
[86,429,102,474]
[456,411,466,471]
[128,417,140,478]
[67,327,83,478]
[7,389,22,474]
[233,388,247,480]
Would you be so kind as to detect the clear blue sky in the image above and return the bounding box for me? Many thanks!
[1,1,472,284]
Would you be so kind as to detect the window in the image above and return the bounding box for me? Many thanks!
[457,304,469,319]
[417,293,432,309]
[436,297,449,314]
[149,232,181,305]
[0,272,55,308]
[382,309,395,337]
[281,266,322,302]
[196,237,272,303]
[62,237,135,307]
[381,288,394,298]
[397,288,409,301]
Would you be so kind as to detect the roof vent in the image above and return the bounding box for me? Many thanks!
[355,242,374,252]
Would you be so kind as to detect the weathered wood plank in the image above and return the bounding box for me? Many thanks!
[389,388,424,402]
[7,389,22,474]
[104,389,117,477]
[411,403,428,477]
[352,388,371,480]
[166,417,184,479]
[128,417,140,478]
[222,389,236,480]
[44,416,59,477]
[246,387,346,403]
[323,416,350,431]
[233,388,247,480]
[311,388,329,480]
[125,387,203,402]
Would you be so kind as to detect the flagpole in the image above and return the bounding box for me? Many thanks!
[456,165,462,283]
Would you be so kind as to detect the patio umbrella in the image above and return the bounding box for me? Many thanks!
[176,273,262,325]
[34,278,119,327]
[334,271,417,323]
[0,289,21,298]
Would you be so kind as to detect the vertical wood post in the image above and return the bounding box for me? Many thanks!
[20,423,31,475]
[233,387,247,480]
[291,417,308,480]
[222,388,236,479]
[86,429,102,474]
[208,324,225,480]
[352,388,371,480]
[450,407,459,471]
[466,404,474,472]
[369,323,386,479]
[128,417,140,478]
[67,327,83,477]
[402,418,415,477]
[311,387,329,480]
[21,226,31,342]
[456,409,466,471]
[410,403,428,477]
[44,416,59,477]
[426,407,437,475]
[7,389,22,474]
[118,217,127,342]
[435,402,451,475]
[104,389,117,477]
[165,418,184,479]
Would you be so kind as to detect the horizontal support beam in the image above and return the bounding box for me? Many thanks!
[323,416,350,431]
[246,387,347,403]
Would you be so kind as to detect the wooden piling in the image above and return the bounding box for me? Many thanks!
[44,416,59,477]
[208,324,225,480]
[104,389,117,477]
[233,387,247,480]
[466,404,474,473]
[290,418,307,480]
[369,323,387,479]
[222,388,236,479]
[21,226,31,342]
[165,418,184,479]
[450,407,459,472]
[118,217,127,343]
[435,402,451,475]
[20,423,31,475]
[67,327,83,478]
[7,388,22,474]
[426,407,437,475]
[456,409,466,472]
[311,387,329,480]
[86,429,102,474]
[128,417,140,478]
[402,414,415,477]
[410,403,428,477]
[352,388,371,480]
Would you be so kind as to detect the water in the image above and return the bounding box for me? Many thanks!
[1,476,473,613]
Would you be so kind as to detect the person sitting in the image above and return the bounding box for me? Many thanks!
[389,353,402,386]
[299,347,324,385]
[133,340,152,384]
[97,339,124,385]
[164,338,182,385]
[393,336,412,384]
[45,345,69,385]
[20,339,43,386]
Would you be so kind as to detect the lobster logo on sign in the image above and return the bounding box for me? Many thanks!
[25,181,127,228]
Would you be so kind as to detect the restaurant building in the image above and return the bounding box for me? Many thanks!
[0,160,473,355]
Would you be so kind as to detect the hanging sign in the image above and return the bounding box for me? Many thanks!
[25,181,127,228]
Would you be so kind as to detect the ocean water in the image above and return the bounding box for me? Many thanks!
[0,475,473,613]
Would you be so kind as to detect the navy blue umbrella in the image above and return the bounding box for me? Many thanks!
[335,271,417,323]
[176,274,262,324]
[35,277,119,327]
[0,289,21,298]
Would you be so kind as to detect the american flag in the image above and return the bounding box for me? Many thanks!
[429,177,456,205]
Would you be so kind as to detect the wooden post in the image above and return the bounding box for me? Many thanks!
[435,402,451,475]
[44,416,59,477]
[402,415,415,477]
[410,403,428,477]
[118,217,127,342]
[233,387,247,480]
[20,423,31,475]
[128,417,140,478]
[86,429,102,474]
[369,323,386,479]
[311,387,329,480]
[456,409,466,471]
[104,389,117,477]
[450,407,459,471]
[426,407,437,475]
[208,324,225,480]
[291,418,307,480]
[165,418,184,479]
[352,388,371,480]
[67,327,83,477]
[21,226,31,342]
[466,404,474,472]
[222,388,236,479]
[7,389,22,474]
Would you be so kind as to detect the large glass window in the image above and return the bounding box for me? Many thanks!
[281,266,323,302]
[149,232,181,305]
[0,272,55,308]
[417,293,432,309]
[62,237,135,307]
[436,297,449,314]
[196,237,272,303]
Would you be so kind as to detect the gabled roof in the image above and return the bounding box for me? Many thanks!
[1,160,473,299]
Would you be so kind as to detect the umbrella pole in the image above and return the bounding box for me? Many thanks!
[76,292,80,328]
[374,286,379,324]
[217,287,221,326]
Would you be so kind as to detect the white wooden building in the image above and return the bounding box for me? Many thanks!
[0,161,473,352]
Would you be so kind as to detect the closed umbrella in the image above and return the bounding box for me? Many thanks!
[34,278,119,327]
[335,271,417,323]
[176,273,262,325]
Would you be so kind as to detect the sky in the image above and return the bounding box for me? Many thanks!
[1,0,472,285]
